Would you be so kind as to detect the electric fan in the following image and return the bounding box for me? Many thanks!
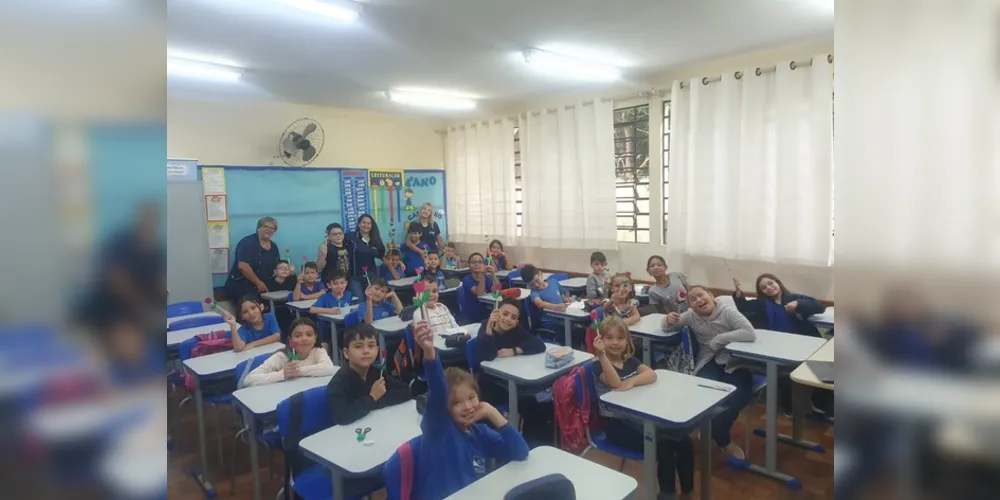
[277,118,324,167]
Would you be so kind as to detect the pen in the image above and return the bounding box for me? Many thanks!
[697,383,731,392]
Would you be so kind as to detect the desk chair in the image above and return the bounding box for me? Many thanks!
[464,337,512,421]
[168,301,203,318]
[383,436,423,500]
[576,362,643,471]
[231,352,283,493]
[177,336,238,470]
[168,315,225,331]
[506,269,522,288]
[548,273,569,283]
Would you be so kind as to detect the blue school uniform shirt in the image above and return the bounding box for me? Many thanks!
[354,300,398,322]
[402,246,426,276]
[530,281,565,328]
[415,356,529,499]
[314,291,353,309]
[297,281,325,296]
[460,274,494,322]
[238,313,280,343]
[379,263,405,281]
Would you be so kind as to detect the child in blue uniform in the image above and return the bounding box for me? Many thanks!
[355,277,403,325]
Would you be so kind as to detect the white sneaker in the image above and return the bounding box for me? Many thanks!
[721,442,745,460]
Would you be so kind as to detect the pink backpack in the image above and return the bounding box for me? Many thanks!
[183,332,233,393]
[552,366,591,453]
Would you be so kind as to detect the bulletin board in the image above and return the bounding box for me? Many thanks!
[198,166,448,288]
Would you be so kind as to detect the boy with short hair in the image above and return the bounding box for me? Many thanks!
[586,251,609,300]
[402,226,427,276]
[267,260,298,293]
[326,324,412,425]
[309,271,353,315]
[441,242,459,269]
[317,222,350,284]
[355,277,403,324]
[379,249,406,281]
[293,261,326,301]
[523,264,570,330]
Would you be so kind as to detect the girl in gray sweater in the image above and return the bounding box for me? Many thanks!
[664,285,756,460]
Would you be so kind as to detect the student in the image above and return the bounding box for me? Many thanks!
[309,271,353,315]
[592,317,693,499]
[422,251,447,288]
[326,324,412,425]
[317,222,350,285]
[403,225,429,272]
[379,248,406,281]
[355,278,403,325]
[523,264,570,330]
[585,251,609,300]
[222,295,282,353]
[412,321,530,499]
[441,242,459,269]
[734,273,830,416]
[411,272,460,334]
[346,214,386,300]
[601,273,641,326]
[487,239,514,271]
[241,318,335,387]
[266,260,298,294]
[460,252,500,323]
[413,202,445,253]
[474,298,545,362]
[664,285,756,459]
[293,262,326,302]
[646,255,690,314]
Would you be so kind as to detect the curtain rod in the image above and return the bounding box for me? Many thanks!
[678,54,833,89]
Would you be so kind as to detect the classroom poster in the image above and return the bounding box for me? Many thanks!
[341,169,369,232]
[207,222,230,248]
[204,195,228,221]
[400,170,449,241]
[368,170,405,247]
[201,167,226,194]
[209,248,229,274]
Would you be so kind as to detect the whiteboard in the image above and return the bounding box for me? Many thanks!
[167,179,213,304]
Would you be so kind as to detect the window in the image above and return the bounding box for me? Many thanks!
[614,104,650,243]
[514,126,522,237]
[661,100,671,244]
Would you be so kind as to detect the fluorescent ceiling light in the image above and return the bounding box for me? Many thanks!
[167,48,242,68]
[386,90,476,110]
[168,58,242,82]
[522,48,621,81]
[267,0,360,22]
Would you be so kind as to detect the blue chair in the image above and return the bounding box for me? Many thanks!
[455,284,468,321]
[507,268,522,287]
[383,436,424,500]
[465,337,512,420]
[177,336,238,469]
[576,362,643,470]
[549,272,570,283]
[168,301,203,318]
[343,309,362,330]
[524,297,557,343]
[230,352,283,492]
[168,315,225,332]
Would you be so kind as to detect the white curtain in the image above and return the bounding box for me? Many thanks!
[520,100,617,249]
[668,55,834,266]
[444,119,518,244]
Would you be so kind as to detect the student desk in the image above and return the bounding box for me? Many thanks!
[387,276,419,289]
[299,399,421,500]
[725,330,828,488]
[167,322,231,348]
[286,299,317,319]
[182,343,285,497]
[790,337,834,391]
[442,267,470,279]
[371,316,410,354]
[477,288,531,309]
[479,344,593,428]
[444,445,638,500]
[260,290,290,316]
[434,323,480,355]
[600,370,736,500]
[715,296,834,328]
[628,313,678,365]
[544,301,591,347]
[496,269,512,287]
[559,277,588,294]
[167,311,221,329]
[233,373,338,500]
[317,305,358,365]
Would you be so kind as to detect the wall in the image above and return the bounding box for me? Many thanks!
[456,38,835,299]
[168,97,445,170]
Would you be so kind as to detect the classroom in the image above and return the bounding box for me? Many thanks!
[165,2,840,499]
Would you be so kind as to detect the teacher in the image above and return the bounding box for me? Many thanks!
[345,213,386,299]
[225,216,280,309]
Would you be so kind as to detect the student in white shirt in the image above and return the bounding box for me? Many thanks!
[241,318,335,387]
[411,271,459,335]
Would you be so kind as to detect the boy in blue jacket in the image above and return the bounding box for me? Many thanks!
[411,320,529,499]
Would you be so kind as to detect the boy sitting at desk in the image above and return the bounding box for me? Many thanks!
[523,264,572,331]
[326,324,412,425]
[309,271,353,316]
[353,277,403,325]
[293,261,327,302]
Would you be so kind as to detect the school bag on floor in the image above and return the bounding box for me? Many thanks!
[182,331,233,393]
[551,366,590,453]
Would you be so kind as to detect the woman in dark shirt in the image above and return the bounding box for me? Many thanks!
[345,214,386,300]
[413,203,445,253]
[225,217,280,315]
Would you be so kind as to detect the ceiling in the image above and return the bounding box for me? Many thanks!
[168,0,833,114]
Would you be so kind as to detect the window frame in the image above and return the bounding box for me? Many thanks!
[614,104,651,243]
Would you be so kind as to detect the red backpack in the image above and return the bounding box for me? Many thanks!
[183,332,233,392]
[551,366,592,453]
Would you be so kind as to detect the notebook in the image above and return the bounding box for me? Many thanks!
[805,361,835,383]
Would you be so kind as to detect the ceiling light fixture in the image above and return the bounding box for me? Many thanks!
[167,48,242,68]
[522,48,622,81]
[386,89,476,110]
[168,58,242,82]
[267,0,360,22]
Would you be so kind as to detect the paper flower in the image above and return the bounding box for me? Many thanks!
[287,341,299,361]
[415,266,424,276]
[204,297,220,311]
[284,248,291,255]
[590,308,605,329]
[412,280,431,308]
[677,289,687,301]
[362,265,369,273]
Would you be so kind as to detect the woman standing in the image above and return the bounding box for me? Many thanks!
[345,214,386,299]
[225,217,280,314]
[408,202,445,254]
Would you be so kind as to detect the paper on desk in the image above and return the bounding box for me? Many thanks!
[567,301,585,310]
[445,327,467,335]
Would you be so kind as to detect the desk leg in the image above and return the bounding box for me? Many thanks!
[294,308,301,319]
[331,472,345,500]
[563,318,572,348]
[700,419,712,500]
[737,361,801,488]
[330,320,341,365]
[190,374,216,496]
[267,299,276,315]
[642,338,652,366]
[507,380,520,431]
[769,382,824,453]
[642,421,657,500]
[246,408,261,500]
[897,421,918,500]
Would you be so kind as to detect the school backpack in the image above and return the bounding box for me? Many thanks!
[384,436,423,500]
[182,331,233,393]
[393,329,423,385]
[551,366,591,453]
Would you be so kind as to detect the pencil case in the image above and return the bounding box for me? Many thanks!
[545,346,574,369]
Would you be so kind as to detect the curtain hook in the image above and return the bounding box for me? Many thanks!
[701,77,710,85]
[734,71,743,80]
[790,60,797,70]
[755,67,762,76]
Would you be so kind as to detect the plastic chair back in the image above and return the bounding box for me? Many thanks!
[168,315,225,332]
[167,301,203,318]
[235,352,278,389]
[465,336,481,373]
[383,436,423,500]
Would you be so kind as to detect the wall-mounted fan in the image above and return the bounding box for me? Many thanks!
[277,118,324,167]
